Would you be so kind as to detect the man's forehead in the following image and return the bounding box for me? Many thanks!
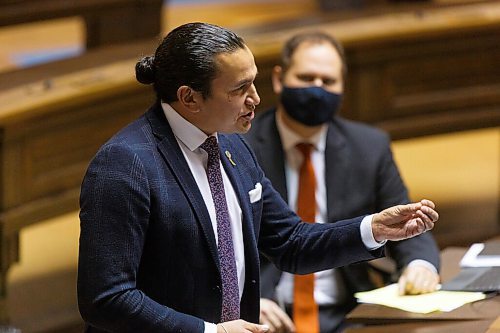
[289,43,341,69]
[214,48,257,80]
[215,47,254,66]
[291,41,339,62]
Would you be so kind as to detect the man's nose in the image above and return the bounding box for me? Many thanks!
[313,78,324,87]
[248,84,260,106]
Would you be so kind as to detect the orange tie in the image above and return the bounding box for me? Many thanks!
[293,143,320,333]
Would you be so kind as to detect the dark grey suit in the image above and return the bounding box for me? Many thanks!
[244,108,440,332]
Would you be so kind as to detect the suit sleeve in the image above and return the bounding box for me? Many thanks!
[78,143,204,333]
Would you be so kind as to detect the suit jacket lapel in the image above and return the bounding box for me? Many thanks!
[218,135,260,292]
[218,135,257,241]
[146,104,220,271]
[325,120,349,223]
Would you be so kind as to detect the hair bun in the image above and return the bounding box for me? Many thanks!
[135,55,155,84]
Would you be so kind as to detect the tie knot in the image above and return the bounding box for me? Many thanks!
[296,143,313,158]
[200,136,220,160]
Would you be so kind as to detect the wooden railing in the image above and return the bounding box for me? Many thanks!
[0,0,163,48]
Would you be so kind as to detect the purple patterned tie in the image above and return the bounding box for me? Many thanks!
[200,136,240,322]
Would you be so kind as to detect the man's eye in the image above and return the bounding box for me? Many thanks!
[235,85,249,93]
[298,76,314,82]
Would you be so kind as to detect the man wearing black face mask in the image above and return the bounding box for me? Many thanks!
[244,32,440,333]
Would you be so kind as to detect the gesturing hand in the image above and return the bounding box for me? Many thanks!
[371,199,438,243]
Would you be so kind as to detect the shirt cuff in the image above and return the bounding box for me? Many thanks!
[205,322,217,333]
[407,259,438,274]
[360,214,387,250]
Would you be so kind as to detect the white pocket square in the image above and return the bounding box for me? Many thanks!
[248,182,262,203]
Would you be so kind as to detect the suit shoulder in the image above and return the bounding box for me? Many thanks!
[108,114,151,145]
[89,113,153,169]
[335,117,390,144]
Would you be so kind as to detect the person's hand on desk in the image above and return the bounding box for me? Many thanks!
[398,264,440,295]
[259,298,295,333]
[372,199,438,242]
[217,320,269,333]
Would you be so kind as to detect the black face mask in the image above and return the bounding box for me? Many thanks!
[280,86,342,126]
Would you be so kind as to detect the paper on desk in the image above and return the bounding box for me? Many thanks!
[354,284,485,314]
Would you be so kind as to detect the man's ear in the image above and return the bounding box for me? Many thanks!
[271,65,284,95]
[177,85,201,112]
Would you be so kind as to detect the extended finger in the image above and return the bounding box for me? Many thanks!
[420,206,439,223]
[415,210,434,231]
[418,206,438,222]
[425,206,439,221]
[420,199,435,209]
[395,202,422,217]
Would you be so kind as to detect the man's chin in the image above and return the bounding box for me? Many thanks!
[238,120,252,133]
[218,126,248,135]
[219,119,252,134]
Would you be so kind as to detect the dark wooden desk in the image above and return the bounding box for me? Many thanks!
[0,0,163,48]
[345,246,500,333]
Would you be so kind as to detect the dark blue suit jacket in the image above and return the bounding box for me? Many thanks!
[78,102,384,332]
[244,108,440,313]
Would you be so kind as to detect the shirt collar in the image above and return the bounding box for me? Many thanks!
[161,102,216,151]
[275,110,328,154]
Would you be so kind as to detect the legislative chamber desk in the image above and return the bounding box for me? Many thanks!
[344,246,500,333]
[0,0,499,326]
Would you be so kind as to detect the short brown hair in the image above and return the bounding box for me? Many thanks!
[280,31,347,79]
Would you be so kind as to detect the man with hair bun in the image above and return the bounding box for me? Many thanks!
[78,22,439,333]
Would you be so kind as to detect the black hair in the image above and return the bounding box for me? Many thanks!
[135,22,246,103]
